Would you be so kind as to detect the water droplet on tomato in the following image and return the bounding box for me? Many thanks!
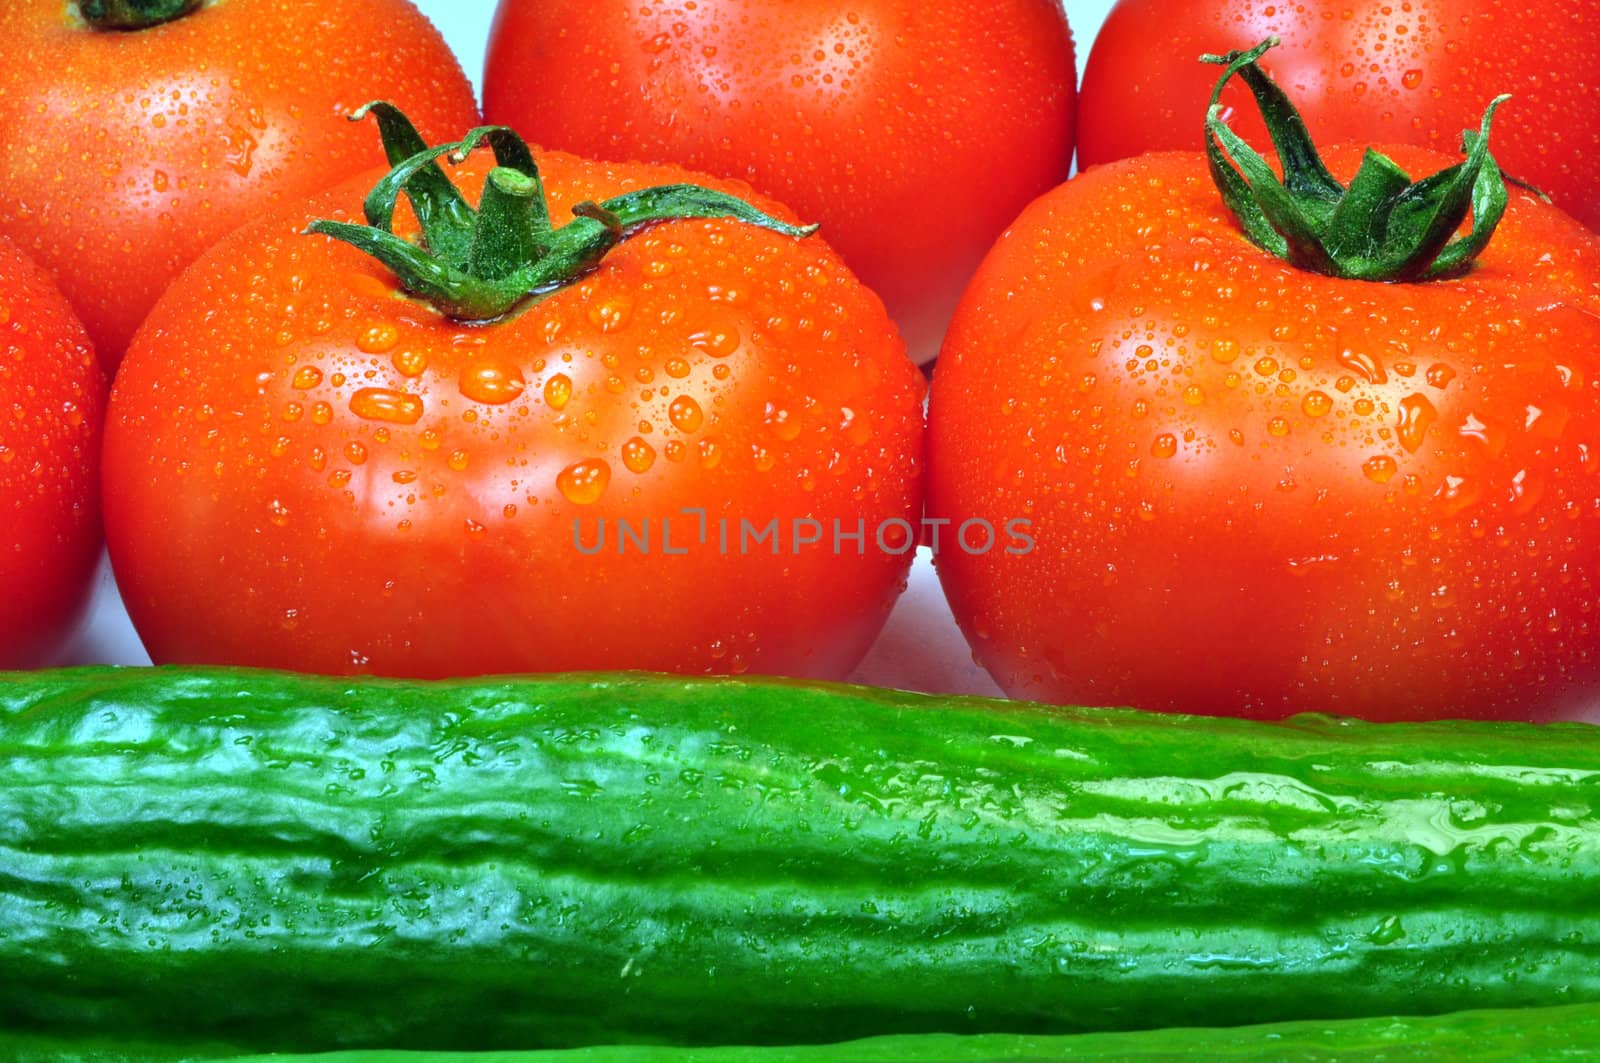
[1425,363,1456,389]
[589,296,633,333]
[1337,349,1387,385]
[357,323,400,354]
[622,436,657,473]
[544,373,573,410]
[292,366,323,390]
[558,459,612,505]
[699,437,723,469]
[690,325,741,358]
[1302,391,1333,417]
[1151,433,1178,459]
[350,388,424,425]
[1396,393,1438,453]
[1267,416,1291,438]
[1363,455,1398,483]
[766,402,800,441]
[669,395,705,433]
[392,349,428,377]
[461,362,526,405]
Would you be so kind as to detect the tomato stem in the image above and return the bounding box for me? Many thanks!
[305,105,818,321]
[1202,38,1511,282]
[79,0,204,30]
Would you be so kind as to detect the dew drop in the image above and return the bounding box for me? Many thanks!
[544,372,573,410]
[558,459,612,505]
[622,436,657,473]
[588,296,633,333]
[1337,349,1387,385]
[292,366,324,390]
[1425,363,1457,389]
[392,349,428,377]
[350,388,424,425]
[1302,391,1334,417]
[357,323,400,354]
[766,402,800,441]
[461,362,527,405]
[1151,433,1178,459]
[1396,393,1438,453]
[669,394,705,433]
[1267,416,1291,438]
[1363,455,1398,483]
[689,325,741,358]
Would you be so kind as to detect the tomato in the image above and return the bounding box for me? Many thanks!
[0,0,479,366]
[928,52,1600,721]
[103,130,925,681]
[482,0,1077,362]
[1078,0,1600,231]
[0,237,104,669]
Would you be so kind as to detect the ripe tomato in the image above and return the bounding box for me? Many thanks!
[1078,0,1600,231]
[482,0,1077,362]
[928,133,1600,721]
[0,0,479,366]
[0,237,104,669]
[104,141,925,681]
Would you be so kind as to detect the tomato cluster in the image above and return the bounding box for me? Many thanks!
[5,0,1600,723]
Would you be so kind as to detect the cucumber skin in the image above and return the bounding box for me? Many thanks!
[4,666,1600,1053]
[6,1003,1600,1062]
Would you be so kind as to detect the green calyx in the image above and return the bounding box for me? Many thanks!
[1203,38,1511,282]
[79,0,205,30]
[306,104,818,322]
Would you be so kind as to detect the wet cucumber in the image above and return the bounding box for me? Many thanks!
[5,1004,1600,1062]
[4,667,1600,1053]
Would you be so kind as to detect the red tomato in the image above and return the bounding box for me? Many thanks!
[0,0,479,366]
[1078,0,1600,231]
[928,140,1600,721]
[103,148,925,681]
[0,237,104,669]
[483,0,1077,362]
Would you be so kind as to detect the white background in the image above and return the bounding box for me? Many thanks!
[64,0,1112,698]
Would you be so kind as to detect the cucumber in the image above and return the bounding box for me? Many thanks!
[4,666,1600,1053]
[6,1003,1600,1062]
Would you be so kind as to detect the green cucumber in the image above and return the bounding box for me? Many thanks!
[4,666,1600,1053]
[6,1003,1600,1062]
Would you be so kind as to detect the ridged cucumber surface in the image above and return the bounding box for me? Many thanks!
[5,1004,1600,1062]
[4,667,1600,1052]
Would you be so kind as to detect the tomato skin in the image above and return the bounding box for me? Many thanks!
[927,145,1600,722]
[103,155,924,681]
[1078,0,1600,231]
[0,0,479,366]
[482,0,1076,362]
[0,237,104,669]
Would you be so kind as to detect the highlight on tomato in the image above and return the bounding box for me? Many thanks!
[1078,0,1600,232]
[0,0,480,365]
[103,107,926,681]
[483,0,1078,362]
[0,237,104,669]
[929,40,1600,722]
